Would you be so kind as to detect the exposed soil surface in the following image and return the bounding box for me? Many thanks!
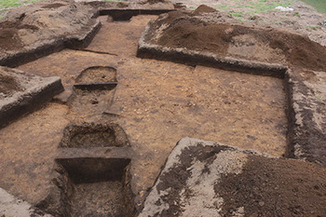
[75,66,117,83]
[54,158,134,217]
[60,123,129,148]
[167,0,326,47]
[217,155,326,217]
[0,21,38,50]
[41,3,66,9]
[153,8,326,71]
[14,15,287,207]
[0,103,69,204]
[0,74,22,96]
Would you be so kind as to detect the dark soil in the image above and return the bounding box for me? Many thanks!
[192,4,217,15]
[0,74,23,95]
[155,10,326,71]
[0,21,38,50]
[59,123,129,148]
[216,155,326,217]
[41,3,66,9]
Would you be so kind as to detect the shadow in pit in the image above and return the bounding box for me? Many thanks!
[53,158,134,217]
[74,66,118,91]
[37,122,134,217]
[98,9,175,21]
[59,123,129,148]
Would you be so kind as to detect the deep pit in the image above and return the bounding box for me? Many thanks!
[55,158,134,217]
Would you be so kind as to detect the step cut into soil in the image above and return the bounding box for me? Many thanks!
[0,66,63,128]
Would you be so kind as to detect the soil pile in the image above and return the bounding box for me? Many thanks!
[217,155,326,216]
[153,7,326,71]
[0,1,95,52]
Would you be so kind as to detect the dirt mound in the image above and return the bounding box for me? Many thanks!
[217,155,326,216]
[154,10,326,71]
[0,1,95,52]
[193,4,217,15]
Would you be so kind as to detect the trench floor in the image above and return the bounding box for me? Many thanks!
[0,15,287,205]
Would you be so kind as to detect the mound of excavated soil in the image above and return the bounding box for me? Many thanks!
[0,1,95,52]
[217,155,326,216]
[150,7,326,71]
[139,138,326,217]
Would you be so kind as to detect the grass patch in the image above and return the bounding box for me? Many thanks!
[301,0,326,14]
[213,0,293,15]
[0,0,42,9]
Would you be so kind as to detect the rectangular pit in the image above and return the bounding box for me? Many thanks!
[55,158,134,217]
[59,123,129,148]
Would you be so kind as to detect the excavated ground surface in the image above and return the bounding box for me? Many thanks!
[143,7,326,72]
[218,155,326,216]
[0,2,325,216]
[9,14,287,209]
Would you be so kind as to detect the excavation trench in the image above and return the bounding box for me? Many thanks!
[0,12,294,216]
[55,158,134,217]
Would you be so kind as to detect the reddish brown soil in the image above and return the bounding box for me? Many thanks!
[217,155,326,216]
[156,10,326,71]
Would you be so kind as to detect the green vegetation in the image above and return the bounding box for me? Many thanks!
[213,0,293,15]
[307,24,320,30]
[301,0,326,14]
[0,0,42,9]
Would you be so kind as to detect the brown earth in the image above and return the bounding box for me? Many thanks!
[217,155,326,217]
[0,21,38,50]
[0,74,22,95]
[41,3,66,9]
[167,0,326,47]
[0,1,324,214]
[10,15,287,208]
[155,8,326,71]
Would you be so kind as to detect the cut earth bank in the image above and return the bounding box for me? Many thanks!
[0,0,325,216]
